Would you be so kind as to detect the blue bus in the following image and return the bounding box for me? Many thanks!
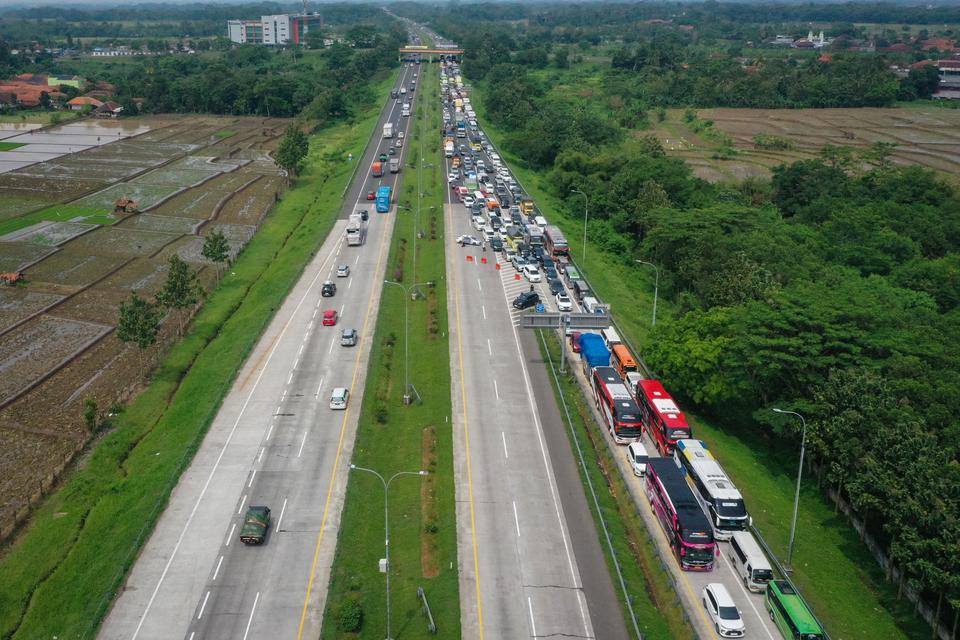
[375,185,391,213]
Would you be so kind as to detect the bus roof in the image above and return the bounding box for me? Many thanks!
[376,185,391,195]
[637,380,690,430]
[593,367,632,400]
[676,440,744,502]
[648,459,712,533]
[769,580,824,632]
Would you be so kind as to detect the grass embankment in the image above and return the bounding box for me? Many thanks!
[0,204,114,236]
[471,81,928,640]
[536,330,693,640]
[320,64,460,639]
[0,142,25,151]
[0,70,398,640]
[0,112,81,125]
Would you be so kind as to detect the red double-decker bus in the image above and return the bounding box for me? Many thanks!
[645,458,716,571]
[592,366,643,443]
[543,224,569,256]
[635,379,691,455]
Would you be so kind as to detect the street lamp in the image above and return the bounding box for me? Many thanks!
[635,260,659,326]
[383,279,435,404]
[570,188,589,271]
[349,465,429,640]
[772,408,808,573]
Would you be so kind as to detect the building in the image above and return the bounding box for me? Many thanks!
[227,13,323,46]
[67,96,103,111]
[96,101,123,118]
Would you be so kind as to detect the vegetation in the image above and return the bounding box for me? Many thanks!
[115,291,162,375]
[0,69,400,640]
[321,63,460,639]
[200,230,230,283]
[275,125,310,177]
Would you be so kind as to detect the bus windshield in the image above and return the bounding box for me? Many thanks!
[683,544,715,565]
[753,568,774,582]
[716,500,748,519]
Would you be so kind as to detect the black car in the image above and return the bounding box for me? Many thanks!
[359,210,369,221]
[532,247,546,264]
[549,278,564,296]
[542,256,555,271]
[490,237,503,252]
[544,266,559,281]
[321,281,337,297]
[512,291,540,310]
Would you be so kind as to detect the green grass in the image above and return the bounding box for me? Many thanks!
[0,69,399,640]
[535,330,693,640]
[321,63,460,639]
[0,204,114,236]
[470,75,931,640]
[0,142,25,151]
[0,112,78,125]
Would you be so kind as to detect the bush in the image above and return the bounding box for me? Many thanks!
[336,599,363,632]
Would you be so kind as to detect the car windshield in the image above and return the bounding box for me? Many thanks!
[718,605,740,621]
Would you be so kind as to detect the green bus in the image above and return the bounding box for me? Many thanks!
[765,580,825,640]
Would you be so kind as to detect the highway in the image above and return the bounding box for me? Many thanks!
[99,63,420,640]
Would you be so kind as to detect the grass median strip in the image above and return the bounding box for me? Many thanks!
[321,63,460,639]
[0,70,397,640]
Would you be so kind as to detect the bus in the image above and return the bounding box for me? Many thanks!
[674,439,750,539]
[610,344,638,379]
[592,366,643,443]
[636,379,692,455]
[543,224,569,256]
[765,580,825,640]
[375,186,391,213]
[645,458,716,571]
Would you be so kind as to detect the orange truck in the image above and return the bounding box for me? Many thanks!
[371,161,384,177]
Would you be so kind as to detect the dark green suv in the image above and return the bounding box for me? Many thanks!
[240,506,271,545]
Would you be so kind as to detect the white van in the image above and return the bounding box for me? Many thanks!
[600,327,622,346]
[729,532,773,593]
[582,296,604,314]
[534,215,548,228]
[330,387,350,410]
[626,442,649,476]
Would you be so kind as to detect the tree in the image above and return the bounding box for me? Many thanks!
[553,48,569,68]
[275,125,309,178]
[861,141,898,169]
[201,230,230,284]
[156,254,201,336]
[116,291,162,376]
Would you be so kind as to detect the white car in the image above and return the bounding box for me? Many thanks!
[398,130,405,139]
[556,292,573,312]
[523,264,541,283]
[463,196,475,207]
[702,583,746,638]
[482,226,496,242]
[330,387,350,410]
[626,442,649,476]
[472,216,485,231]
[456,235,481,246]
[336,264,350,277]
[448,173,459,183]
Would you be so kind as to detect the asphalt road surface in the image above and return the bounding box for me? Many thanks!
[99,64,419,640]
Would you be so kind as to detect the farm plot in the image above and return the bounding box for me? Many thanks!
[120,214,200,235]
[136,155,242,188]
[0,289,64,334]
[216,175,283,225]
[3,220,98,246]
[66,227,179,258]
[207,222,257,246]
[147,171,252,219]
[659,107,960,182]
[0,315,111,404]
[0,174,102,219]
[0,429,78,520]
[26,251,128,289]
[0,242,56,272]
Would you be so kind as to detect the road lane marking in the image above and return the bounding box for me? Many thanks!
[258,447,264,463]
[277,497,288,532]
[315,376,325,398]
[293,356,300,370]
[265,422,274,440]
[501,431,508,459]
[189,633,195,640]
[328,338,335,354]
[354,253,359,264]
[513,501,521,537]
[247,470,256,488]
[225,523,236,547]
[237,494,247,515]
[493,379,499,400]
[197,591,210,620]
[527,597,537,638]
[348,279,353,289]
[481,305,486,319]
[242,592,260,640]
[287,372,293,385]
[297,343,305,357]
[477,278,482,292]
[298,431,308,457]
[212,555,224,581]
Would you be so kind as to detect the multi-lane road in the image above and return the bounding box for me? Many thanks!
[99,64,421,640]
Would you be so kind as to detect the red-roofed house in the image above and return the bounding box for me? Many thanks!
[67,96,103,111]
[95,101,123,118]
[922,38,958,52]
[880,43,913,53]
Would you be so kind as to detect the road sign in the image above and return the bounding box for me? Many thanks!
[565,313,611,330]
[520,313,562,329]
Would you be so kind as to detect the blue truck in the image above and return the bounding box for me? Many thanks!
[579,333,611,370]
[375,185,391,213]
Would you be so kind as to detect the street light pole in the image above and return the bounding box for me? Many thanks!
[570,188,589,271]
[772,408,808,573]
[349,465,429,640]
[635,260,659,326]
[383,279,434,404]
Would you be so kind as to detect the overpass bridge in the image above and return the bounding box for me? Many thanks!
[398,46,463,62]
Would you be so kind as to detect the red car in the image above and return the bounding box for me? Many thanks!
[322,309,338,326]
[569,331,582,353]
[366,191,375,200]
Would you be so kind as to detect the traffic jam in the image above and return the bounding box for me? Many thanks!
[439,59,823,640]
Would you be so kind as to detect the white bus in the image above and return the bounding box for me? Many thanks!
[730,531,774,593]
[673,439,750,540]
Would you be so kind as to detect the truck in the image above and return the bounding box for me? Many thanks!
[383,122,393,138]
[578,332,611,370]
[444,139,455,157]
[524,224,545,248]
[389,157,400,173]
[375,185,392,213]
[346,213,367,246]
[521,199,535,216]
[239,505,271,545]
[371,161,384,178]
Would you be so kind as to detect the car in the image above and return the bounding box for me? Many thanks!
[626,442,649,476]
[395,139,403,148]
[542,256,555,270]
[359,209,369,221]
[457,234,481,246]
[556,292,573,311]
[472,216,485,232]
[490,237,503,252]
[523,264,541,283]
[544,266,559,281]
[340,328,359,347]
[239,505,271,544]
[337,264,350,277]
[448,173,459,183]
[463,196,475,207]
[321,281,337,297]
[366,191,375,200]
[398,130,405,139]
[702,583,746,638]
[330,387,350,410]
[389,147,397,156]
[379,153,388,162]
[549,278,564,296]
[570,331,583,352]
[483,227,496,242]
[322,309,338,326]
[512,291,540,310]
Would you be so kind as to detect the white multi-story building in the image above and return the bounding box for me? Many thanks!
[227,13,323,46]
